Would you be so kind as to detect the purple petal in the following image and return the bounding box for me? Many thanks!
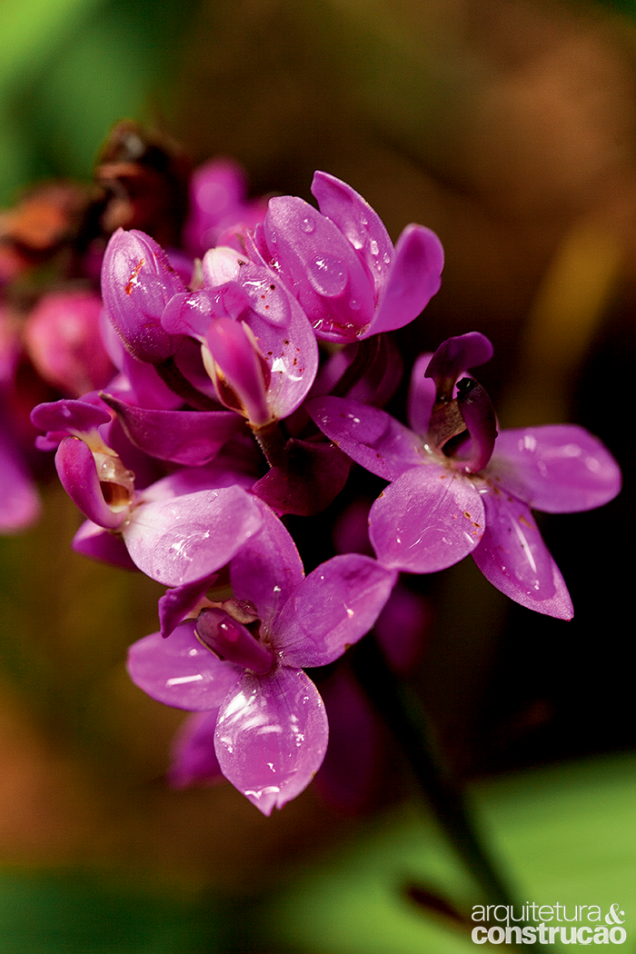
[168,710,224,789]
[214,666,328,815]
[263,196,375,342]
[203,255,293,329]
[206,317,272,426]
[472,491,573,619]
[0,424,41,532]
[128,622,243,710]
[158,576,217,638]
[276,554,397,668]
[374,581,431,675]
[310,171,393,297]
[196,607,275,673]
[368,225,444,337]
[315,665,385,814]
[455,380,498,473]
[307,396,424,481]
[101,229,185,363]
[425,332,493,402]
[72,519,137,569]
[101,393,242,465]
[407,352,436,435]
[161,288,222,338]
[55,437,125,529]
[369,465,485,573]
[123,485,262,585]
[230,498,304,628]
[114,349,184,410]
[30,399,111,440]
[243,294,319,420]
[488,426,622,513]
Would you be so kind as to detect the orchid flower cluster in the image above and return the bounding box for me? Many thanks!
[28,166,620,815]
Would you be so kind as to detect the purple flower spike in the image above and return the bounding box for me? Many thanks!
[102,229,185,363]
[257,172,444,343]
[309,338,621,619]
[127,500,396,813]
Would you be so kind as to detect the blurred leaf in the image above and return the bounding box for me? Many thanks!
[266,754,636,953]
[0,870,218,954]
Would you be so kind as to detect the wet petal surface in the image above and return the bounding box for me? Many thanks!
[215,667,328,815]
[489,426,622,513]
[276,554,397,669]
[127,621,242,711]
[472,489,573,619]
[369,465,485,573]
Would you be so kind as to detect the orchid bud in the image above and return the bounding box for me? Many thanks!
[24,290,114,396]
[101,229,185,363]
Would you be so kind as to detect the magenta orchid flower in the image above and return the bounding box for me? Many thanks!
[308,332,621,619]
[30,399,262,584]
[252,171,444,343]
[127,500,397,814]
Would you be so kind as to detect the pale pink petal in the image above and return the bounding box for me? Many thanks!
[369,466,485,573]
[214,667,328,815]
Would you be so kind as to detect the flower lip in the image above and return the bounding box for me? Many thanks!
[195,606,275,674]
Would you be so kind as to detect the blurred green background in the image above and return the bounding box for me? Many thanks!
[0,0,634,950]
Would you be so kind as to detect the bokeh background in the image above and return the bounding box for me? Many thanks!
[0,0,634,951]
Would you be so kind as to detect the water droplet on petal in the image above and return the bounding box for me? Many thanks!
[301,215,316,234]
[383,252,391,265]
[370,239,379,256]
[349,298,361,310]
[307,255,347,297]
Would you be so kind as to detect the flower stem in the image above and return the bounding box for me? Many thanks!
[351,634,552,951]
[250,419,288,469]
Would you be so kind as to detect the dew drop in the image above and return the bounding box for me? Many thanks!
[301,215,316,234]
[383,252,391,265]
[369,239,379,256]
[307,255,347,296]
[349,298,361,311]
